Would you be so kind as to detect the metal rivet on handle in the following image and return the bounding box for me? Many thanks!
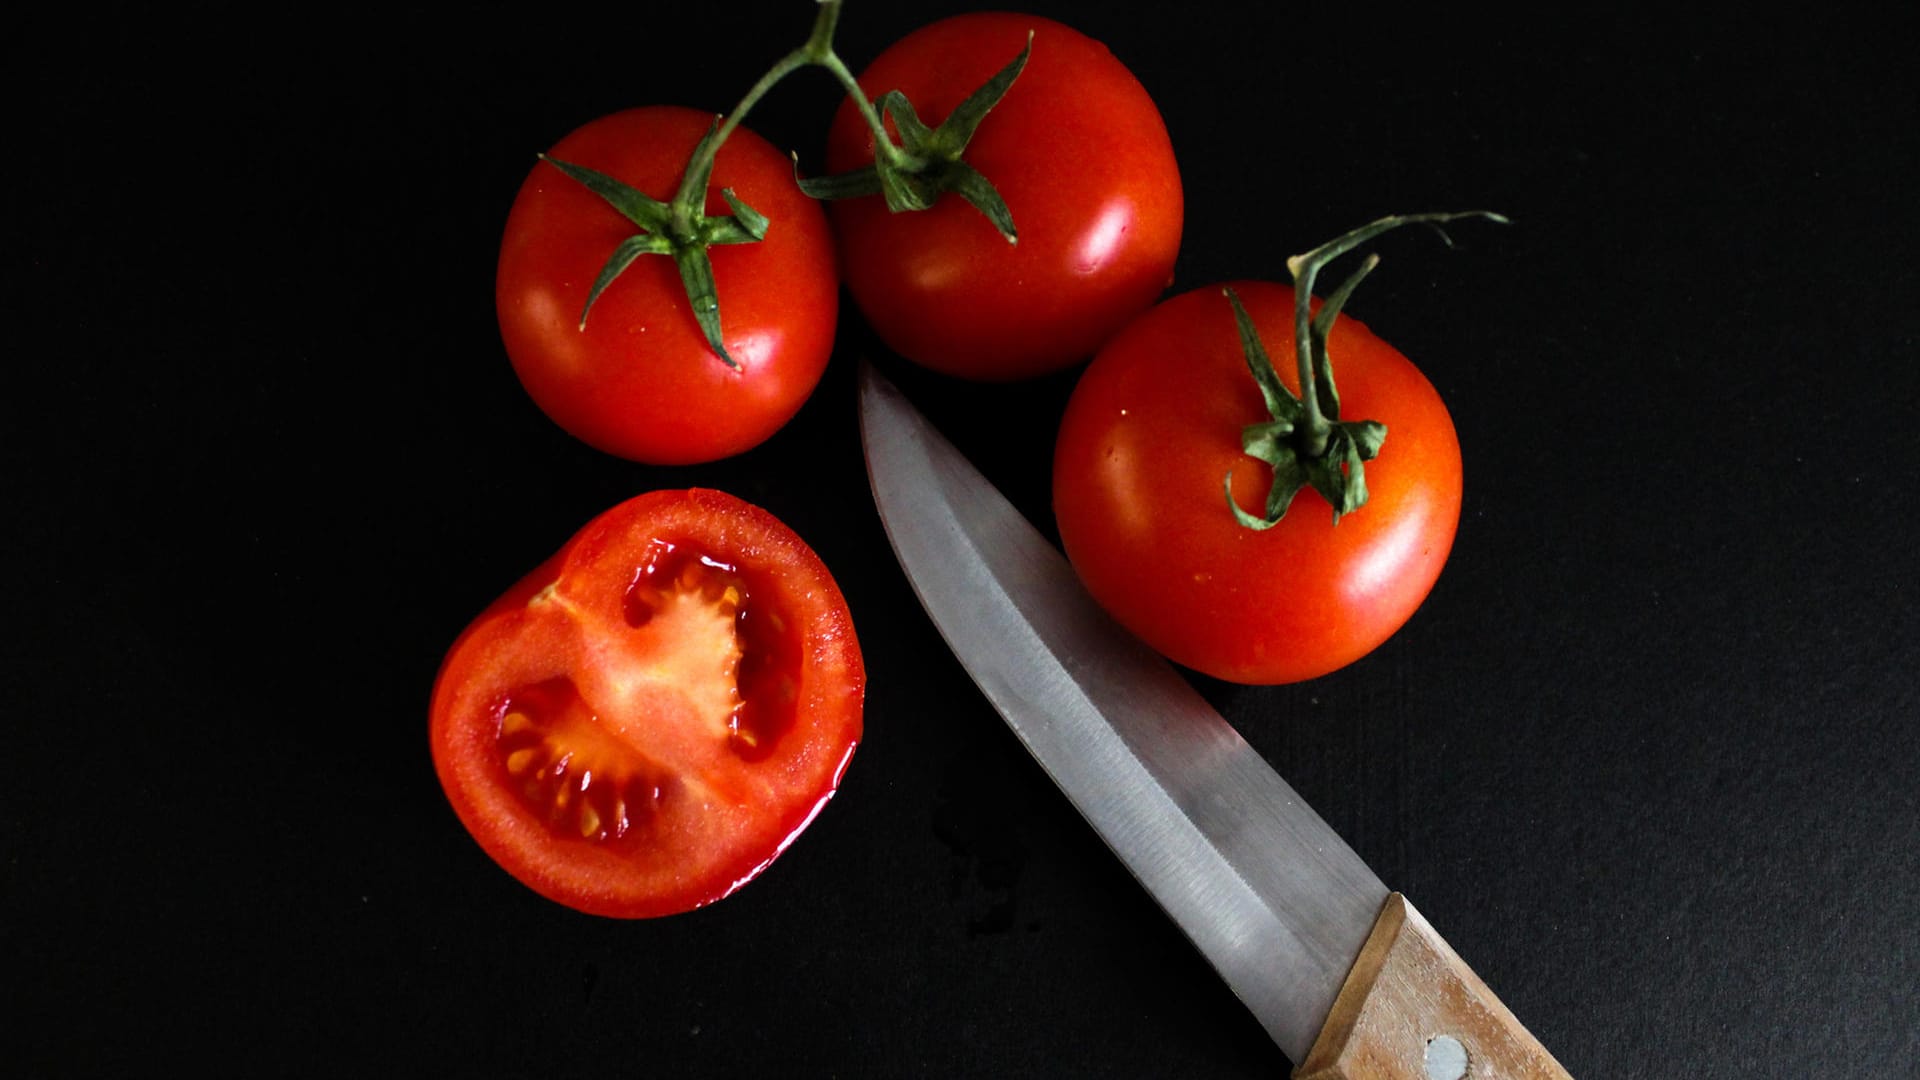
[1424,1035,1468,1080]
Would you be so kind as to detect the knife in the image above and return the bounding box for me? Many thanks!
[858,362,1571,1079]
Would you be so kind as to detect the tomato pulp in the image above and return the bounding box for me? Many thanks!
[497,107,839,464]
[1053,282,1463,685]
[823,12,1183,381]
[429,489,864,917]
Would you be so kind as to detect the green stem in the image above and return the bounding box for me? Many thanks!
[1289,254,1333,457]
[1283,211,1511,455]
[1224,211,1506,529]
[554,2,897,371]
[671,60,799,220]
[814,47,919,173]
[668,0,894,231]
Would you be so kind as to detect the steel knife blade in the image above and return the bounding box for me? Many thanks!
[858,363,1570,1078]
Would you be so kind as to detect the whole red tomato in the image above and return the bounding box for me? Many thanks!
[1053,282,1462,685]
[429,489,865,918]
[822,12,1183,381]
[497,106,838,464]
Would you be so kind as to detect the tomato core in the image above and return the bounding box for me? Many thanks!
[479,537,808,853]
[621,539,800,763]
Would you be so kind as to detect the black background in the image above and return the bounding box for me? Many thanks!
[10,3,1918,1076]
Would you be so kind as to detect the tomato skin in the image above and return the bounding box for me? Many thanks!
[497,107,838,464]
[823,13,1183,381]
[429,489,864,918]
[1053,282,1462,685]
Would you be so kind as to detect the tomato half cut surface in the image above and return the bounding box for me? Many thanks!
[429,489,864,918]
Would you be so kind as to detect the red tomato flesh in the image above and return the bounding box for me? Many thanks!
[1053,282,1463,685]
[430,489,864,917]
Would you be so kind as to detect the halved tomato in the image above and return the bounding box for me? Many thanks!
[429,489,864,918]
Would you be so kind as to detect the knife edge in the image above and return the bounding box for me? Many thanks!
[858,362,1390,1063]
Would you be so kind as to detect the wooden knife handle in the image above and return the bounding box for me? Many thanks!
[1294,894,1571,1079]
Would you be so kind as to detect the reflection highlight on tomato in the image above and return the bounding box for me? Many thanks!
[430,489,864,917]
[1073,197,1136,275]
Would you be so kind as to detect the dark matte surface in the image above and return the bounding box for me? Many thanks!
[10,4,1917,1076]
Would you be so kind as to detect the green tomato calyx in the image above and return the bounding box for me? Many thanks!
[1226,211,1510,529]
[800,31,1032,244]
[541,123,768,372]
